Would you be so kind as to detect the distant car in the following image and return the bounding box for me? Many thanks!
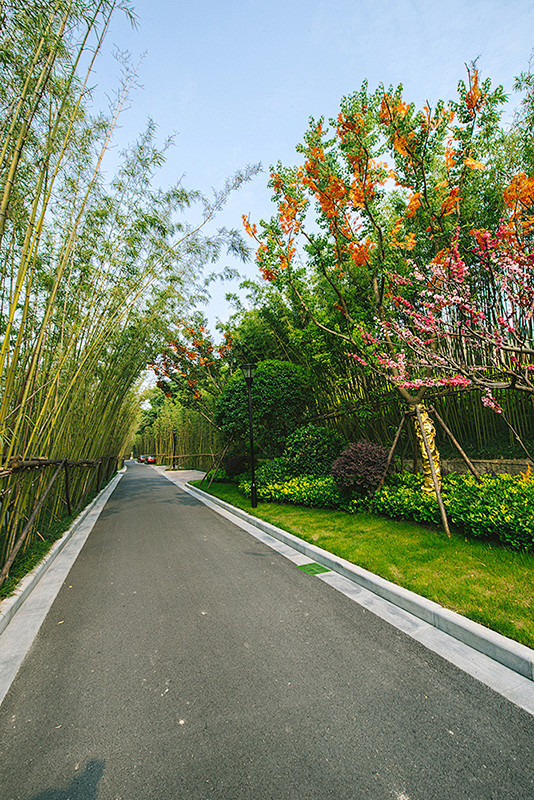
[146,454,157,464]
[137,455,147,463]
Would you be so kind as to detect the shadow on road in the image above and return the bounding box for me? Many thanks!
[27,760,105,800]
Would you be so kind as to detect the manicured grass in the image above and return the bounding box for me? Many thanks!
[191,480,534,650]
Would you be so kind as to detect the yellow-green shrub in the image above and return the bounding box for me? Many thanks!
[238,471,534,552]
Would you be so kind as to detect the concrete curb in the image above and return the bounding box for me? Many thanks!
[184,481,534,683]
[0,469,126,638]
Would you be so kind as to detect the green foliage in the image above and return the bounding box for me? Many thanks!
[137,389,167,435]
[134,392,221,471]
[282,424,344,476]
[214,360,313,457]
[238,468,534,553]
[221,307,292,364]
[444,473,534,551]
[204,467,228,483]
[367,473,442,525]
[222,453,250,479]
[369,473,534,552]
[239,473,346,510]
[256,457,292,484]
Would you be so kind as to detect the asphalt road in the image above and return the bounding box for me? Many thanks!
[0,463,533,800]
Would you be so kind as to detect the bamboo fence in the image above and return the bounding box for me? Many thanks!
[0,452,122,588]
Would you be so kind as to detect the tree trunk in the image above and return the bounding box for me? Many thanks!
[412,404,441,496]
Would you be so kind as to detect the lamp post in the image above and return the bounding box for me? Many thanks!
[240,363,257,508]
[172,428,176,470]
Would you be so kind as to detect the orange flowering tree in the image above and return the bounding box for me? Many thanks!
[150,315,232,429]
[244,67,509,407]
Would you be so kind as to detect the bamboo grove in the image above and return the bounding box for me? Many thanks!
[0,1,257,585]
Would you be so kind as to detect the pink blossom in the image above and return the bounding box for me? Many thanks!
[397,379,430,389]
[387,271,412,286]
[438,376,472,387]
[357,325,380,345]
[376,353,406,373]
[481,389,503,414]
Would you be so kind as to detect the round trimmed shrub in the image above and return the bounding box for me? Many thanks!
[332,439,390,494]
[214,360,312,457]
[283,424,344,476]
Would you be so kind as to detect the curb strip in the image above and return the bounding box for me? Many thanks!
[0,469,126,638]
[184,481,534,683]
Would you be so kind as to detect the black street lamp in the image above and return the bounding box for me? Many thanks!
[240,363,257,508]
[172,428,177,470]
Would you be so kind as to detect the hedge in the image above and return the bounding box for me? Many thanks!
[237,472,534,552]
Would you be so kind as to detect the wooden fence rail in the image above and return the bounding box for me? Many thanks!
[0,454,121,589]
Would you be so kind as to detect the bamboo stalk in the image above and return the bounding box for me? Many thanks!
[0,461,64,587]
[63,462,72,515]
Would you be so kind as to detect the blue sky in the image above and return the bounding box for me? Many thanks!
[94,0,534,330]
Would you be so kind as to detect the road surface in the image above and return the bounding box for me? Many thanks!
[0,462,533,799]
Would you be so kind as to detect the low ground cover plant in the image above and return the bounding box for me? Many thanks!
[248,473,345,509]
[237,471,534,552]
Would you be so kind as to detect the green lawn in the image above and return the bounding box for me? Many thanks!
[191,480,534,650]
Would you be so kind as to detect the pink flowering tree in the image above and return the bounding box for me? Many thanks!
[363,222,534,407]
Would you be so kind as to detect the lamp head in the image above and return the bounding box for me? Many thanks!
[240,363,257,385]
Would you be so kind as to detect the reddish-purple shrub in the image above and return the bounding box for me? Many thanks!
[331,440,390,494]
